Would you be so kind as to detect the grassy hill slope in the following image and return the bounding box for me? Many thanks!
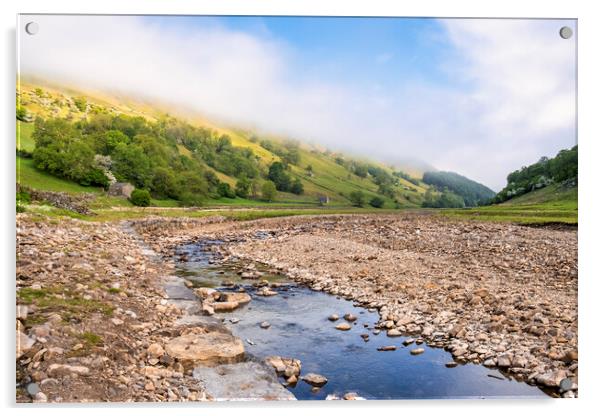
[17,81,430,208]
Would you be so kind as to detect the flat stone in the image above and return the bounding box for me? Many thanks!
[193,361,295,401]
[260,321,271,329]
[47,364,90,376]
[335,323,351,331]
[328,314,339,322]
[26,383,40,396]
[147,343,165,359]
[165,331,245,368]
[410,348,425,355]
[445,361,458,368]
[387,329,402,337]
[402,338,415,346]
[377,345,397,351]
[302,373,328,387]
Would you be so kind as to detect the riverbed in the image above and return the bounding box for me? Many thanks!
[173,239,548,400]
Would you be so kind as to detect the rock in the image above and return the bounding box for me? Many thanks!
[265,356,287,373]
[26,383,40,396]
[402,338,415,346]
[32,392,48,403]
[47,364,90,376]
[193,361,295,400]
[256,287,278,297]
[302,373,328,387]
[445,361,458,368]
[387,329,402,337]
[328,314,339,322]
[17,330,35,358]
[410,348,425,355]
[201,302,215,316]
[212,301,240,312]
[229,318,240,324]
[111,318,124,326]
[165,331,245,368]
[260,321,271,329]
[17,304,28,320]
[325,394,340,400]
[559,378,576,393]
[220,292,252,305]
[147,343,165,359]
[343,392,365,400]
[335,323,351,331]
[144,381,155,391]
[344,313,357,322]
[194,287,217,299]
[536,370,567,387]
[496,354,512,368]
[377,345,397,351]
[483,358,496,367]
[563,349,578,363]
[563,390,575,398]
[286,375,298,385]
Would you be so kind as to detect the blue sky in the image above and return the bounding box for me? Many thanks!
[21,15,577,189]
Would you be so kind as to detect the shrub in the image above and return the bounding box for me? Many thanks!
[129,189,151,207]
[261,181,277,202]
[235,178,251,198]
[349,191,365,207]
[369,196,385,208]
[290,179,304,195]
[217,182,236,198]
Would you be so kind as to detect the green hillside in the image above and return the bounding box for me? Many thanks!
[16,82,431,209]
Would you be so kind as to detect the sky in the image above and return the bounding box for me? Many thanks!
[19,15,577,190]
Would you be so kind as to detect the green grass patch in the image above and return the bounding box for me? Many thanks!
[17,285,114,321]
[17,121,35,152]
[79,331,103,347]
[17,156,104,195]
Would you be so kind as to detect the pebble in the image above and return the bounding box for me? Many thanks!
[260,321,271,329]
[445,361,458,368]
[26,383,41,396]
[402,338,415,346]
[410,348,425,355]
[377,346,397,351]
[328,314,339,322]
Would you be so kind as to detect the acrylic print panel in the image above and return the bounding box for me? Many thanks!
[16,14,577,402]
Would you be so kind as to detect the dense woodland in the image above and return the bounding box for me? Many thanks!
[422,171,496,207]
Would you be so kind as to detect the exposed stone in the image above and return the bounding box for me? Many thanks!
[335,323,351,331]
[165,331,245,368]
[302,373,328,387]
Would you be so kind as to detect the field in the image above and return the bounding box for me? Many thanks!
[441,183,577,225]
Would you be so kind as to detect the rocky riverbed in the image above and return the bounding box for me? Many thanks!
[134,213,578,398]
[16,212,578,402]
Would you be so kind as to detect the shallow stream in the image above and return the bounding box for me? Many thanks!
[172,239,547,400]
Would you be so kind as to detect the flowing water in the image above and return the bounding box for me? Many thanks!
[173,240,548,400]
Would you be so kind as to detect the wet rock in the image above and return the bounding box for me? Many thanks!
[536,370,567,387]
[402,338,415,346]
[387,329,402,337]
[410,348,425,355]
[212,301,240,312]
[260,321,271,329]
[302,373,328,387]
[377,345,397,351]
[220,292,252,305]
[445,361,458,368]
[165,331,245,368]
[256,287,278,297]
[344,313,357,322]
[335,323,351,331]
[343,392,365,400]
[328,314,339,322]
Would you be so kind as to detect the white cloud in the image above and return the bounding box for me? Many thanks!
[19,16,576,190]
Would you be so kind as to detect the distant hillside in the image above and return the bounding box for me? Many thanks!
[422,171,496,207]
[493,146,577,204]
[16,82,432,208]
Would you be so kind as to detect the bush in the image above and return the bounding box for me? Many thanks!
[235,178,251,198]
[349,191,365,207]
[261,181,277,202]
[217,182,236,198]
[369,196,385,208]
[290,179,304,195]
[129,189,151,207]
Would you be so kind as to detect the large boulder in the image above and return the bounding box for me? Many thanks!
[165,331,245,369]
